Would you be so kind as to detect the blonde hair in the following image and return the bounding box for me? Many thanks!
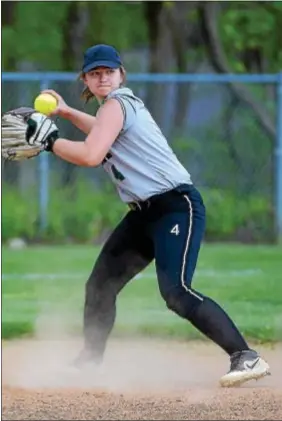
[78,67,127,103]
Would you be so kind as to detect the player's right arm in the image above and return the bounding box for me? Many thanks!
[60,107,96,135]
[41,89,96,135]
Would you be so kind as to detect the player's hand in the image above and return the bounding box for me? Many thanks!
[41,89,70,118]
[27,112,59,151]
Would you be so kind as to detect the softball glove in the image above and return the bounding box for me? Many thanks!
[1,107,59,161]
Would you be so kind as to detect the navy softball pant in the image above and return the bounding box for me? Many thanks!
[83,184,206,358]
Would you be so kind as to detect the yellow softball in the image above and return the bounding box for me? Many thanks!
[34,93,58,115]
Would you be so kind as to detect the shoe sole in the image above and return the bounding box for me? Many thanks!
[219,358,271,388]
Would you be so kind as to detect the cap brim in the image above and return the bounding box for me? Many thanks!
[82,60,120,73]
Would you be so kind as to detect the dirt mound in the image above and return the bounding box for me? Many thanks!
[2,338,282,420]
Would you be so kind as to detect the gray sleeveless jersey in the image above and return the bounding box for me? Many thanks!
[101,87,192,203]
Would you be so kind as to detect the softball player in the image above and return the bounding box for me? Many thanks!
[42,44,270,387]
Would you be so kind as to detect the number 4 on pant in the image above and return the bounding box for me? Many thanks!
[170,224,180,235]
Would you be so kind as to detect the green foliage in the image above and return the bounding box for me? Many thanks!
[202,188,273,242]
[3,2,70,70]
[175,98,274,200]
[220,2,282,72]
[87,2,146,50]
[45,179,126,242]
[2,186,39,241]
[2,180,126,244]
[2,1,147,71]
[2,180,274,244]
[1,1,281,73]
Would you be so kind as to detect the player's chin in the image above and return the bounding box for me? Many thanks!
[97,86,112,96]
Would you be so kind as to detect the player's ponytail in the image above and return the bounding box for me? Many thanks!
[120,66,127,86]
[77,72,95,103]
[81,86,94,103]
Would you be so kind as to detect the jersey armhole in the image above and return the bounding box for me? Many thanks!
[112,96,136,132]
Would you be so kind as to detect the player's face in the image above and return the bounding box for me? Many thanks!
[84,67,123,99]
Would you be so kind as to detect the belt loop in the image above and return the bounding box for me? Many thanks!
[128,201,142,211]
[128,199,151,211]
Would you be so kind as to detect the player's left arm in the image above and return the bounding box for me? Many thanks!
[52,99,124,167]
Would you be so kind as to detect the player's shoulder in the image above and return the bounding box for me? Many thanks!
[102,88,143,132]
[107,87,133,97]
[106,87,143,105]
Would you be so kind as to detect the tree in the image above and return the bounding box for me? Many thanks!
[143,1,202,132]
[198,1,276,141]
[218,1,282,73]
[1,2,147,71]
[165,2,202,133]
[2,1,18,69]
[62,1,90,71]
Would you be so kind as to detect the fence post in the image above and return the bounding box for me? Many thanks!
[277,73,282,244]
[38,80,50,234]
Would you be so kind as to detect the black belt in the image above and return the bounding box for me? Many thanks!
[127,184,192,212]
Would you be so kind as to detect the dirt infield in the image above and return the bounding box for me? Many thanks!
[2,338,282,420]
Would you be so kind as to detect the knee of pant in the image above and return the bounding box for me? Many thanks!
[163,287,202,320]
[85,278,115,309]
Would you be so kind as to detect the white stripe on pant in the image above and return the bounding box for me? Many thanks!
[181,194,203,301]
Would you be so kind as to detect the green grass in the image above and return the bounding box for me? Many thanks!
[2,243,282,342]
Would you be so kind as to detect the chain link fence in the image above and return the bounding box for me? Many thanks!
[2,73,281,243]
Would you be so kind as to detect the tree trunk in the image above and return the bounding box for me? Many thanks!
[61,1,90,186]
[62,1,89,71]
[166,2,201,136]
[2,2,21,189]
[2,1,17,25]
[143,1,202,137]
[143,1,174,130]
[2,1,18,70]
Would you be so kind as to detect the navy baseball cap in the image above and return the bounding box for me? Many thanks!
[82,44,122,73]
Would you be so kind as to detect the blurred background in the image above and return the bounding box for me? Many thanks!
[2,0,282,245]
[2,1,282,346]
